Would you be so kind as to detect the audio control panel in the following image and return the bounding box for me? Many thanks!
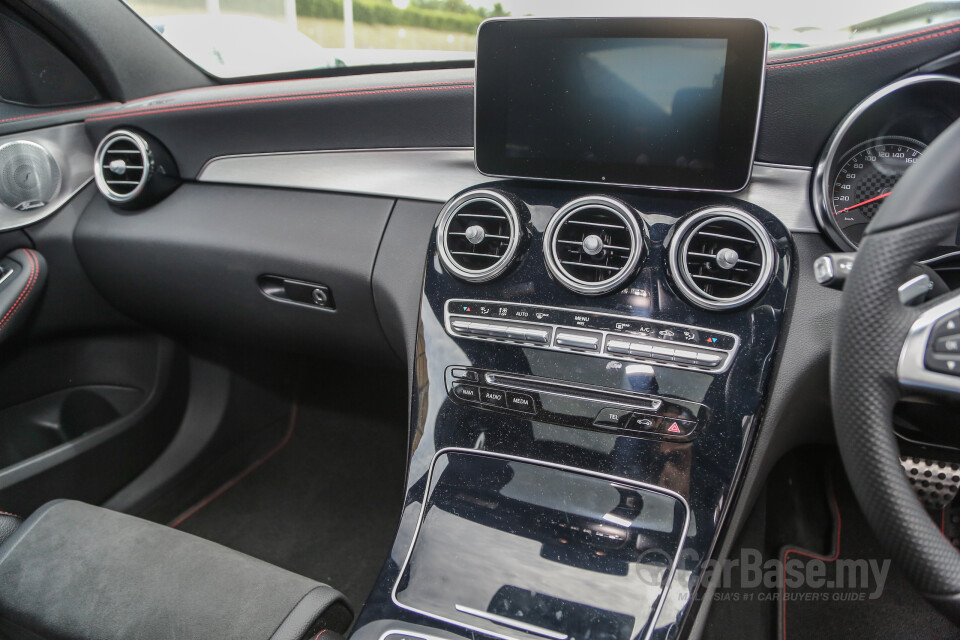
[444,299,739,373]
[445,367,707,440]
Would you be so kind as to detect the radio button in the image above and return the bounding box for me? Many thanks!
[480,387,508,407]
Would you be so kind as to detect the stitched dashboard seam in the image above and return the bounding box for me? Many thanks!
[137,78,474,106]
[0,103,119,125]
[0,250,39,334]
[769,27,960,70]
[0,511,21,519]
[770,19,960,63]
[86,82,473,122]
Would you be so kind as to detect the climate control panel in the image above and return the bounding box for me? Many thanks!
[444,299,738,373]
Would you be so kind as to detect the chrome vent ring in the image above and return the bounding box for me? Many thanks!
[94,130,152,203]
[437,189,521,282]
[669,207,775,310]
[544,196,643,296]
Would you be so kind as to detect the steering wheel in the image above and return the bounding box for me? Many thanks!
[832,117,960,621]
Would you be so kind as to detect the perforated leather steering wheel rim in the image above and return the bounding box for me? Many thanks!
[831,117,960,621]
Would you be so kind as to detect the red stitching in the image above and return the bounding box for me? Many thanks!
[781,483,841,640]
[0,250,39,333]
[313,631,330,640]
[86,81,472,122]
[0,511,21,519]
[0,102,119,125]
[770,27,960,69]
[137,78,473,106]
[771,19,960,63]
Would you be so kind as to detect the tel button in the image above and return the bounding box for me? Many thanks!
[506,392,536,413]
[480,387,508,407]
[593,406,631,428]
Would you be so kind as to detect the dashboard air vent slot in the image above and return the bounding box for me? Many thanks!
[544,196,643,296]
[94,130,151,203]
[437,190,521,282]
[670,208,775,310]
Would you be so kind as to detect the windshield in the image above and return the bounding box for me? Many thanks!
[125,0,960,78]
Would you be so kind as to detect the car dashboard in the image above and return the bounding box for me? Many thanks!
[2,14,960,640]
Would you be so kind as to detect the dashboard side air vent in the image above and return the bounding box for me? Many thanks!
[94,129,179,209]
[669,207,775,310]
[543,196,643,296]
[437,190,522,282]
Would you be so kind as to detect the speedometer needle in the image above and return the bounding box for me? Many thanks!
[835,191,892,214]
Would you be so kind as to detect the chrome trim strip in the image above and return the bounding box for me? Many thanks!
[472,16,769,194]
[899,292,960,395]
[812,74,960,250]
[196,148,817,232]
[444,298,739,374]
[0,123,95,232]
[455,605,569,640]
[390,447,692,640]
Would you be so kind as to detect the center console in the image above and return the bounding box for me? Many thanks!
[351,16,786,640]
[351,180,790,640]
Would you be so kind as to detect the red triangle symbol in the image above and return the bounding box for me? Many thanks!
[667,423,682,433]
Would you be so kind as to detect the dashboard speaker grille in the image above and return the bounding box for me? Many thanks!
[94,130,151,203]
[437,190,521,282]
[544,196,643,296]
[670,208,775,310]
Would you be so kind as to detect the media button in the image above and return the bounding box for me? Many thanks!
[507,392,536,413]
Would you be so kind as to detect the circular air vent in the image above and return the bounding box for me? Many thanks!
[437,189,521,282]
[669,208,775,310]
[543,196,643,296]
[94,130,151,203]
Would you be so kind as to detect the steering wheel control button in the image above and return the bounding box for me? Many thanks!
[506,392,536,413]
[479,387,508,407]
[934,336,960,353]
[555,330,601,351]
[452,384,480,402]
[931,313,960,339]
[593,407,631,428]
[445,299,739,373]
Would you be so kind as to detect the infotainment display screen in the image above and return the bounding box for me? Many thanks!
[474,18,767,191]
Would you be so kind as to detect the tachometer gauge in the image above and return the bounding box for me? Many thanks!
[829,136,925,246]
